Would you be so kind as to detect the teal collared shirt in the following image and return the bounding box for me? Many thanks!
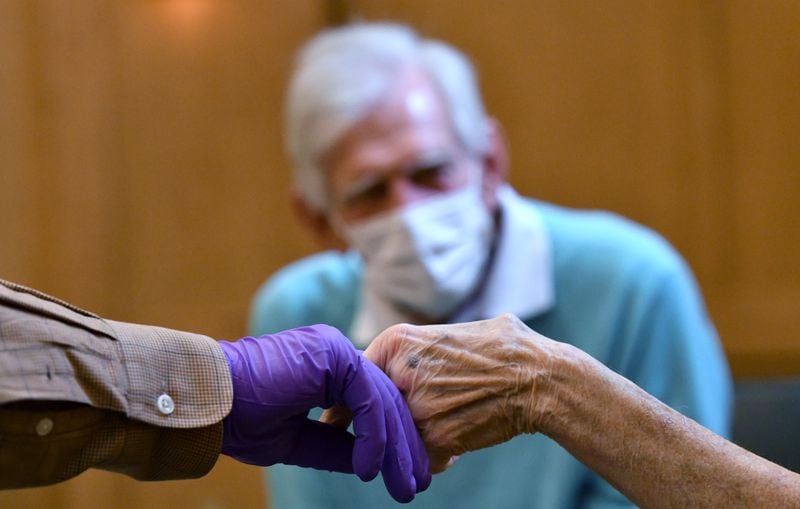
[250,193,732,509]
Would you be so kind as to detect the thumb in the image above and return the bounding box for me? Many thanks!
[362,324,406,370]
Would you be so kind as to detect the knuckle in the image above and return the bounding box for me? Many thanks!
[387,322,413,338]
[499,312,519,323]
[381,323,413,349]
[497,312,524,330]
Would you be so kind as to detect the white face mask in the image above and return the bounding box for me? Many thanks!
[340,183,493,320]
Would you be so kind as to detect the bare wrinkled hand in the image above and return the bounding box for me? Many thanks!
[321,314,557,473]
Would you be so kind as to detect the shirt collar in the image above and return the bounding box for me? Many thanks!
[448,185,554,324]
[350,185,554,347]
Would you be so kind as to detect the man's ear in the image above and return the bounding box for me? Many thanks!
[291,190,349,251]
[479,118,510,211]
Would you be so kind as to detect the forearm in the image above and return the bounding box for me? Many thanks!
[539,342,800,507]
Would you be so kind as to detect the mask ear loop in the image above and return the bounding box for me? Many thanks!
[458,154,487,210]
[327,209,349,243]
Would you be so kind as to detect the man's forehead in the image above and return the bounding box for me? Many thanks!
[325,82,457,180]
[353,76,449,138]
[406,87,440,122]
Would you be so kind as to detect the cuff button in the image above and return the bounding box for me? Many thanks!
[156,393,175,415]
[36,417,54,436]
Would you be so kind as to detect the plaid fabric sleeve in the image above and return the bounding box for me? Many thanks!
[0,280,233,486]
[0,401,222,487]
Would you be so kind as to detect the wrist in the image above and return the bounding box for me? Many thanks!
[216,339,239,372]
[534,340,622,446]
[524,340,589,438]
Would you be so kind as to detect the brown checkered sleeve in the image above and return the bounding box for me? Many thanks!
[0,280,233,488]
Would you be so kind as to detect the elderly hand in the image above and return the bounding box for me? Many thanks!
[219,325,431,503]
[321,314,560,473]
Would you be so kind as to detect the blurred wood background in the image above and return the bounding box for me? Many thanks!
[1,0,798,507]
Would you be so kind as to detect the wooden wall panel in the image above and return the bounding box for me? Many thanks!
[718,0,800,374]
[0,1,324,508]
[108,1,325,336]
[0,2,41,285]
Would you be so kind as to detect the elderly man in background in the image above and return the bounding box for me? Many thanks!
[250,22,731,508]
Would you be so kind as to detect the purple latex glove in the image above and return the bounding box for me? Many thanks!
[218,324,431,503]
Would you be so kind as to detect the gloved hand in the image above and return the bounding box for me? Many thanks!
[218,324,430,503]
[321,314,555,473]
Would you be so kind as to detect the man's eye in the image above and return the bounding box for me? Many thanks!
[411,164,451,187]
[346,182,387,208]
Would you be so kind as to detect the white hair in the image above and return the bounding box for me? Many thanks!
[285,22,490,211]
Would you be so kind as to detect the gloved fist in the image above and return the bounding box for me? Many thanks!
[321,314,556,473]
[219,324,430,503]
